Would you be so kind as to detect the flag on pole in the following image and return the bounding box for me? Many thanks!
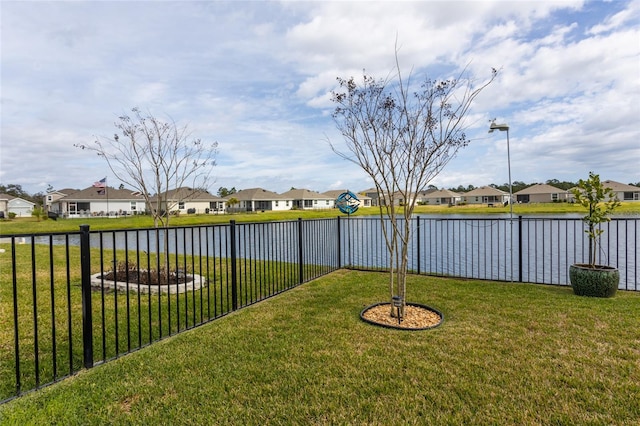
[93,177,106,188]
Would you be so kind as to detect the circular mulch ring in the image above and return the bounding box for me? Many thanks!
[360,302,444,331]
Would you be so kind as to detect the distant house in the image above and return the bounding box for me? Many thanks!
[568,180,640,203]
[49,186,146,218]
[462,186,510,205]
[0,193,36,217]
[162,187,226,214]
[418,189,462,206]
[233,188,292,212]
[322,190,372,208]
[514,183,568,203]
[44,188,78,213]
[361,188,381,206]
[602,180,640,202]
[414,188,437,203]
[361,188,417,207]
[279,188,334,210]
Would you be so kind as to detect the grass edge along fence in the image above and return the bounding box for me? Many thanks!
[1,216,638,402]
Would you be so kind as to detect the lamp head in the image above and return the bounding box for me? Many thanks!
[489,122,509,133]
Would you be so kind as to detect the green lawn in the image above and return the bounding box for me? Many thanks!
[2,202,639,235]
[1,270,638,424]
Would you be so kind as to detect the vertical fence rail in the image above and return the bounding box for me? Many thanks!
[1,216,638,403]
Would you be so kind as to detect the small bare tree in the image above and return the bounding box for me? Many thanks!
[331,58,496,318]
[76,107,218,228]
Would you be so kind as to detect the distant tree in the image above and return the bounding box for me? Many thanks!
[546,179,576,191]
[226,197,239,212]
[118,183,125,190]
[217,187,237,197]
[331,51,497,318]
[46,184,54,193]
[76,107,218,228]
[31,207,43,221]
[0,183,28,199]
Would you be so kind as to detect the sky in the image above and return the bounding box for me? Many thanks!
[1,0,639,196]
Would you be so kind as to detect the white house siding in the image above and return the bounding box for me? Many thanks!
[8,198,35,217]
[171,200,226,214]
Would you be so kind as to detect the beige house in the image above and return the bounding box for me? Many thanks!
[515,183,568,203]
[568,180,640,203]
[162,187,226,214]
[322,190,372,208]
[418,189,462,206]
[280,188,334,210]
[232,188,292,212]
[602,180,640,202]
[360,188,417,207]
[462,186,510,206]
[0,193,36,217]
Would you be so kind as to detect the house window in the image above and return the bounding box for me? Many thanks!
[551,193,558,201]
[178,202,185,210]
[286,201,289,206]
[304,200,313,208]
[326,200,329,205]
[275,201,279,207]
[623,192,634,201]
[314,200,318,205]
[130,202,137,211]
[47,195,52,201]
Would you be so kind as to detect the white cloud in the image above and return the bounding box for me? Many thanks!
[1,0,638,196]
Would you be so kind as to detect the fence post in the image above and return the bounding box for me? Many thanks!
[298,218,304,284]
[518,216,523,282]
[336,216,342,269]
[416,216,421,275]
[79,224,93,369]
[229,220,238,311]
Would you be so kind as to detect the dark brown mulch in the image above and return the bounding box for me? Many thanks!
[101,269,191,286]
[361,303,442,329]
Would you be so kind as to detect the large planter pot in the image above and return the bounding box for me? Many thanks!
[569,264,619,298]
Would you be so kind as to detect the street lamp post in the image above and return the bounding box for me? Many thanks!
[489,121,513,281]
[488,121,512,221]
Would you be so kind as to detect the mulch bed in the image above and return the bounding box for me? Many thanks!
[101,269,191,286]
[361,303,442,330]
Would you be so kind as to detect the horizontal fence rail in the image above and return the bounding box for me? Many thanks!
[1,215,637,402]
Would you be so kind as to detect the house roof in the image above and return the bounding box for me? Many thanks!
[464,186,508,196]
[8,197,36,206]
[515,183,566,195]
[0,193,36,205]
[163,187,225,201]
[602,180,640,192]
[280,188,330,200]
[322,190,372,200]
[417,188,439,197]
[424,189,461,198]
[60,186,145,201]
[233,188,288,201]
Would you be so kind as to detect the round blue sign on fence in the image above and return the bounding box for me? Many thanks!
[336,191,360,215]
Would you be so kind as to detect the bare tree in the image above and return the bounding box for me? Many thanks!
[331,57,497,318]
[77,107,218,228]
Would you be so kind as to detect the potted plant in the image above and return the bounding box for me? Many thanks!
[569,172,621,297]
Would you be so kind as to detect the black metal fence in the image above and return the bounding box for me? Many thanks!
[1,216,638,402]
